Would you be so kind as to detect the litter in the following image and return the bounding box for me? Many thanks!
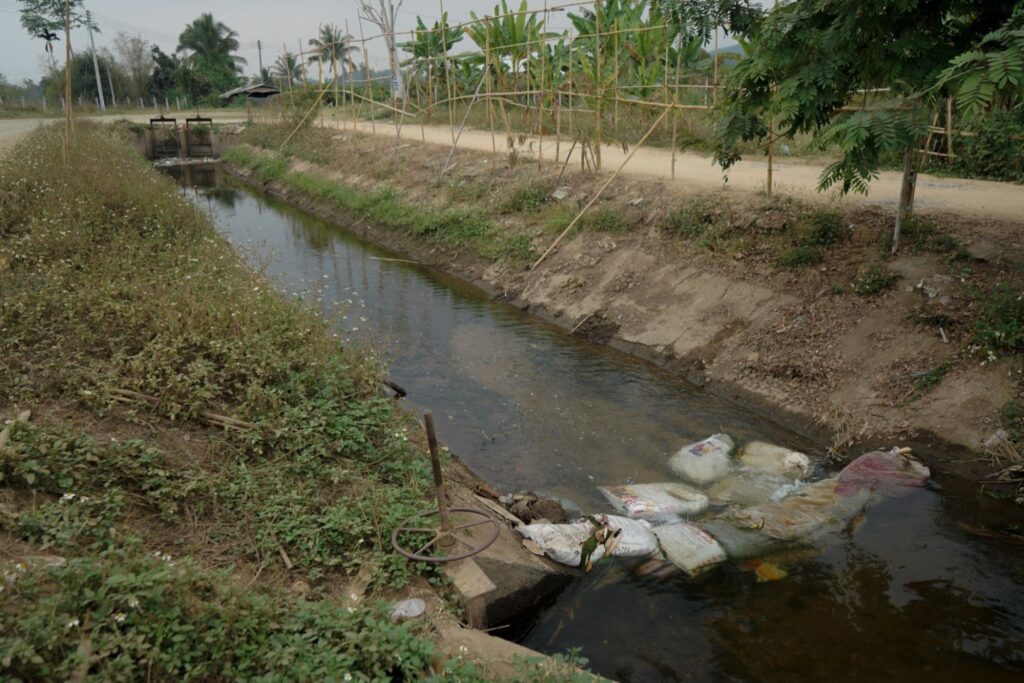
[836,449,930,497]
[741,559,788,582]
[707,469,799,508]
[516,514,658,570]
[652,523,727,576]
[599,482,709,521]
[699,519,784,559]
[668,434,735,485]
[717,477,872,542]
[738,441,811,479]
[389,598,426,623]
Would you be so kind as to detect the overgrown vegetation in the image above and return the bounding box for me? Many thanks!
[975,284,1024,355]
[0,123,492,678]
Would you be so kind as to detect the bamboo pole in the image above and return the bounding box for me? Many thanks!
[946,97,953,160]
[613,18,619,130]
[713,29,719,106]
[347,20,357,130]
[671,44,681,179]
[568,26,575,147]
[593,0,603,169]
[532,108,669,271]
[440,0,457,144]
[486,26,497,152]
[538,0,548,165]
[318,25,325,127]
[357,16,375,134]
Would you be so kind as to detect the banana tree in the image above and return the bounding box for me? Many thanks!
[399,13,462,98]
[467,0,553,89]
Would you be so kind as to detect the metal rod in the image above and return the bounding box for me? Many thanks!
[423,411,453,537]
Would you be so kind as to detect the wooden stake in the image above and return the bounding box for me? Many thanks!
[486,25,497,152]
[538,0,548,165]
[532,109,668,271]
[946,97,954,160]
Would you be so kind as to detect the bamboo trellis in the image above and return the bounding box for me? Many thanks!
[259,0,972,202]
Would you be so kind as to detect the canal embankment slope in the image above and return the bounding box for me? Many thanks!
[225,125,1024,486]
[0,123,592,681]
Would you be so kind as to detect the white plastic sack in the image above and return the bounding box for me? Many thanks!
[707,469,800,508]
[516,520,605,567]
[653,523,727,576]
[599,482,709,521]
[596,514,659,558]
[739,441,812,479]
[515,515,657,568]
[668,434,735,485]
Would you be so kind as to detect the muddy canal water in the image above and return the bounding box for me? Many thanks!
[170,165,1024,682]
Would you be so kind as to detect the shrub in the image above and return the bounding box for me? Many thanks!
[778,245,822,268]
[853,264,899,296]
[582,206,629,233]
[500,179,553,213]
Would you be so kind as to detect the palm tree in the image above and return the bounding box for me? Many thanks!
[177,13,246,73]
[272,51,305,90]
[307,24,358,82]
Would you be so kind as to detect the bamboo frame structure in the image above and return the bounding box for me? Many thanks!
[267,0,973,210]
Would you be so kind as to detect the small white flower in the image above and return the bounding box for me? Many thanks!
[127,596,140,609]
[113,612,127,624]
[60,492,76,503]
[343,674,352,682]
[66,618,79,629]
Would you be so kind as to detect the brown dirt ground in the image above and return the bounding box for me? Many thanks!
[237,127,1024,459]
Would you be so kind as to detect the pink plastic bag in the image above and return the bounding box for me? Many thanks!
[836,449,930,498]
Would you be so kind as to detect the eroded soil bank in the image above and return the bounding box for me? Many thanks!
[224,126,1024,483]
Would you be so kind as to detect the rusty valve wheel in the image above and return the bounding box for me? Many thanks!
[391,411,500,564]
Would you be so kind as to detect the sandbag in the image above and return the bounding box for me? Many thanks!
[599,482,709,521]
[597,514,660,558]
[668,434,735,485]
[719,477,872,542]
[516,520,606,567]
[515,514,657,569]
[653,523,727,576]
[739,441,812,479]
[707,469,800,508]
[836,449,930,497]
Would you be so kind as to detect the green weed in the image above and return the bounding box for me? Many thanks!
[582,206,630,233]
[778,245,822,268]
[853,264,899,296]
[975,284,1024,354]
[500,179,554,213]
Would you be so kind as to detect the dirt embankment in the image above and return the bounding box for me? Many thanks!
[226,128,1024,462]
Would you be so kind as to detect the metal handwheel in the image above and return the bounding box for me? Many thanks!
[391,411,500,563]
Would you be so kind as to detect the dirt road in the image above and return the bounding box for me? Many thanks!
[324,114,1024,224]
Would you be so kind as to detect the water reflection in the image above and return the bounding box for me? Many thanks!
[174,165,1024,682]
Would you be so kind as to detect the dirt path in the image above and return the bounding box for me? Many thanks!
[323,114,1024,224]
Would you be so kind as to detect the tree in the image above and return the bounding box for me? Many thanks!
[149,46,186,102]
[272,52,305,90]
[358,1,404,100]
[113,32,153,101]
[399,13,463,97]
[307,24,358,82]
[700,0,1019,252]
[18,0,93,161]
[177,13,246,97]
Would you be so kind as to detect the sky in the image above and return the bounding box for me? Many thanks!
[1,0,734,85]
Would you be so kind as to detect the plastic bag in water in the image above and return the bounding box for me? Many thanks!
[599,482,709,521]
[707,468,800,508]
[836,448,930,497]
[668,434,735,485]
[739,441,812,479]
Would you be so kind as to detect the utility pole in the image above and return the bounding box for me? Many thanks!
[106,62,116,107]
[86,10,105,111]
[257,39,264,82]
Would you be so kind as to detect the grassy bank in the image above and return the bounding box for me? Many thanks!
[0,123,538,680]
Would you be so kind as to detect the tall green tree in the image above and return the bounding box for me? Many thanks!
[307,24,359,82]
[176,13,246,97]
[700,0,1019,251]
[272,52,305,91]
